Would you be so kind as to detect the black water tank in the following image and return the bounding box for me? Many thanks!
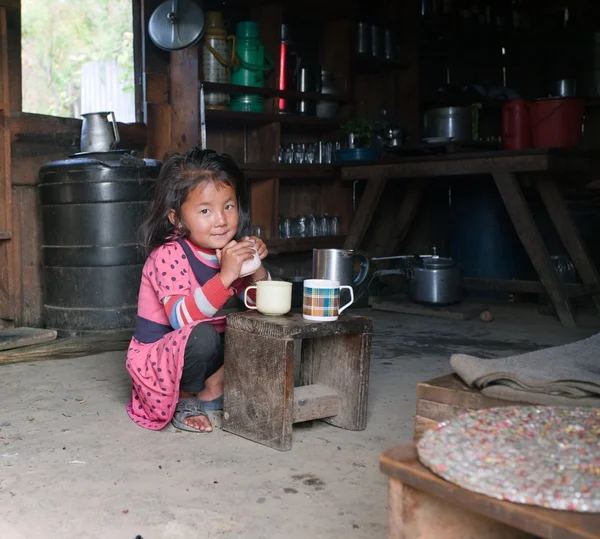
[38,151,161,334]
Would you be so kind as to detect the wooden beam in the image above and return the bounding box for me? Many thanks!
[341,150,595,181]
[0,7,14,321]
[169,46,199,153]
[292,384,341,423]
[0,1,18,11]
[536,177,600,312]
[145,103,171,161]
[343,174,387,249]
[492,171,575,327]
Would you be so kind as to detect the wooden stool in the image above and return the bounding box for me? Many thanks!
[380,445,600,539]
[414,374,527,441]
[223,312,373,451]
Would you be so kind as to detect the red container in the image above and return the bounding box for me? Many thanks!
[529,98,585,148]
[502,99,532,150]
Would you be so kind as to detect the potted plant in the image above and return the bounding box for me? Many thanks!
[341,117,373,148]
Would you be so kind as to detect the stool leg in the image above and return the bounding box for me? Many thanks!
[388,479,533,539]
[301,332,371,430]
[223,328,295,451]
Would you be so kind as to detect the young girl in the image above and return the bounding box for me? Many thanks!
[125,148,269,433]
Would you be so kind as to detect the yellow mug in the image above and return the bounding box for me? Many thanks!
[244,280,292,316]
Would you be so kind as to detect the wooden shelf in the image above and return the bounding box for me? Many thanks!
[243,164,336,180]
[266,235,345,254]
[202,81,350,104]
[205,109,340,128]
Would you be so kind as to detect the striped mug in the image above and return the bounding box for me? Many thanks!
[302,279,354,322]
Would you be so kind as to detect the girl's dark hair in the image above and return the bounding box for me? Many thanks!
[139,148,250,254]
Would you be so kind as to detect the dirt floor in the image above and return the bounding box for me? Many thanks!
[1,304,598,539]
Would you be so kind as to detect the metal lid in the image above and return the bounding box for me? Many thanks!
[422,256,457,269]
[149,0,206,52]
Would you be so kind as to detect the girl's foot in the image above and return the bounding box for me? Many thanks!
[175,393,213,432]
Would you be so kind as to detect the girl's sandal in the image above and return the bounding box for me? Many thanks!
[171,397,212,433]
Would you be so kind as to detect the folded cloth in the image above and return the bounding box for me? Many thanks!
[450,332,600,407]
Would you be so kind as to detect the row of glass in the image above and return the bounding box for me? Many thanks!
[279,214,340,238]
[278,141,341,165]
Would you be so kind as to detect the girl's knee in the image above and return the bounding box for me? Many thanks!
[188,323,221,349]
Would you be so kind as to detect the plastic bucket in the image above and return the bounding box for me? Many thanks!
[529,98,585,148]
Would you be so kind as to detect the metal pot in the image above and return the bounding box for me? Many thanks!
[312,248,370,288]
[423,106,474,142]
[409,256,462,305]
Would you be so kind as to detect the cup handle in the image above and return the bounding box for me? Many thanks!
[338,286,354,314]
[244,286,257,310]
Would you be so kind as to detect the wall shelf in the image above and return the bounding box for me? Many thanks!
[205,109,340,128]
[243,164,336,180]
[202,81,350,103]
[266,235,345,254]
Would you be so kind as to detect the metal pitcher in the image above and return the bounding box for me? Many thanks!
[80,111,120,153]
[312,248,370,288]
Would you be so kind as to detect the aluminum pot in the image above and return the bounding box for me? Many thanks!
[423,106,474,142]
[409,256,462,305]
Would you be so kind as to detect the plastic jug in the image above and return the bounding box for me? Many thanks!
[230,21,273,113]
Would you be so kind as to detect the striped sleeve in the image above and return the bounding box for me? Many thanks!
[233,271,272,307]
[162,274,233,329]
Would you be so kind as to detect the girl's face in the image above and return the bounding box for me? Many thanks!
[172,181,239,250]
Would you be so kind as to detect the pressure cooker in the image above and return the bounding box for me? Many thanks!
[371,250,463,305]
[409,255,462,305]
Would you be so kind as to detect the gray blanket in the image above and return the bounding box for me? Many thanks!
[450,333,600,406]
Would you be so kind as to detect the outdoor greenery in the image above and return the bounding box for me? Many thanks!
[22,0,134,118]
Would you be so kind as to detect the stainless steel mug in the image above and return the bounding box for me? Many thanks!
[80,111,120,152]
[312,248,370,288]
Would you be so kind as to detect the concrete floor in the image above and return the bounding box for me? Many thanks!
[1,305,599,539]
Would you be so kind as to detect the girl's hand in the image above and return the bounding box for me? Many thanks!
[245,236,268,260]
[216,239,255,289]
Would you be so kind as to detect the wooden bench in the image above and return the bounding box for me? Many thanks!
[380,444,600,539]
[414,374,527,441]
[223,311,373,451]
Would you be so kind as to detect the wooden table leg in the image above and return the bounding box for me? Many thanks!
[223,328,295,451]
[382,179,426,257]
[387,479,533,539]
[492,171,576,327]
[536,177,600,312]
[300,331,372,431]
[344,173,387,250]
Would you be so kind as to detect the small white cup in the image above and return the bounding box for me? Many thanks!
[244,280,292,316]
[302,278,354,322]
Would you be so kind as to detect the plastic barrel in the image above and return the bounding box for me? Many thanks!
[450,177,536,283]
[38,153,161,334]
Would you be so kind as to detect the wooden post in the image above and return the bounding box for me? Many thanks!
[344,173,387,249]
[382,179,426,257]
[536,176,600,313]
[170,46,199,153]
[492,171,575,327]
[0,6,14,322]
